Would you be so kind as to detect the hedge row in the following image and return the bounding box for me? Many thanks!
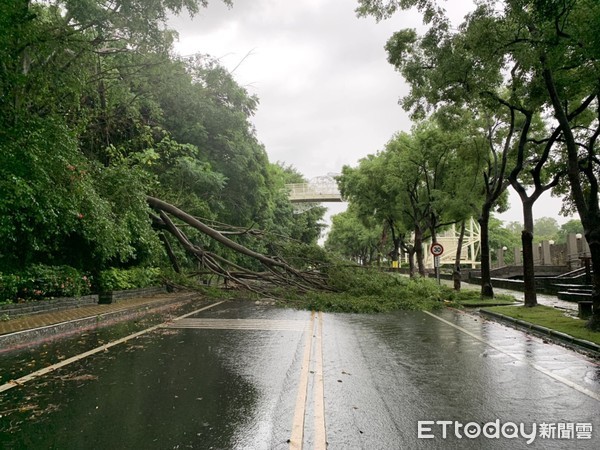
[0,265,161,303]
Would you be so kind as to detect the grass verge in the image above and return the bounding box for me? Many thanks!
[458,299,519,307]
[482,305,600,346]
[452,290,518,307]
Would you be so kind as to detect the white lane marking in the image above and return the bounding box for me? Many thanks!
[423,311,600,402]
[289,311,315,449]
[0,301,225,394]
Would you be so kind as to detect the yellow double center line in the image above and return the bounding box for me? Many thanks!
[290,311,327,449]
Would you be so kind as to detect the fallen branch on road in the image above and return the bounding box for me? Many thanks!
[147,196,331,296]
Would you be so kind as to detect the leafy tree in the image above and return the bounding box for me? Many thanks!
[339,152,412,270]
[556,219,584,245]
[325,209,381,265]
[532,0,600,328]
[358,0,580,307]
[385,124,474,275]
[380,17,519,296]
[339,119,483,276]
[0,1,220,274]
[534,217,560,242]
[383,132,432,275]
[488,217,521,265]
[0,118,160,272]
[153,56,272,227]
[0,0,326,289]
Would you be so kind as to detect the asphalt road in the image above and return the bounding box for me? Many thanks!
[1,300,599,449]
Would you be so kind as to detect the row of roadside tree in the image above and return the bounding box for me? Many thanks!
[328,0,600,329]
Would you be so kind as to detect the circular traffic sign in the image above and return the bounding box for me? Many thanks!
[430,243,444,256]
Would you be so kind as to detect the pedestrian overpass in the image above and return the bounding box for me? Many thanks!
[286,175,342,203]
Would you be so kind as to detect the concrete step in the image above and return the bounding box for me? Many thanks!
[557,291,592,302]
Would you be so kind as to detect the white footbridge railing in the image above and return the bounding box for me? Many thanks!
[286,175,342,203]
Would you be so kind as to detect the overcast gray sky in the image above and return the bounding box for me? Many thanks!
[169,0,572,229]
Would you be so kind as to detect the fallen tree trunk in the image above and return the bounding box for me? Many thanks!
[147,196,330,294]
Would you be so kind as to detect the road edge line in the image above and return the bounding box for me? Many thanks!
[423,310,600,402]
[0,301,225,394]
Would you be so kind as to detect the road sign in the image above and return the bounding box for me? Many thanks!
[430,243,444,257]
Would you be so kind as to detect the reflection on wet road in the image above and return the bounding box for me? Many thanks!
[323,308,599,449]
[1,300,598,449]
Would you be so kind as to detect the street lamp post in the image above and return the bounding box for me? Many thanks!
[499,246,507,268]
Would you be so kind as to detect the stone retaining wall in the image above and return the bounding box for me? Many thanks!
[0,286,168,318]
[0,295,99,319]
[98,286,167,304]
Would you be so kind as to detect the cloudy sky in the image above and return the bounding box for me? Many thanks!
[169,0,571,229]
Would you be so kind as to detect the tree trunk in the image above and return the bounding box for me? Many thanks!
[148,196,288,270]
[521,200,538,307]
[415,227,426,277]
[388,223,400,270]
[148,200,330,294]
[541,62,599,328]
[391,237,400,269]
[479,206,494,298]
[453,220,466,291]
[407,246,416,278]
[586,232,600,330]
[159,232,181,273]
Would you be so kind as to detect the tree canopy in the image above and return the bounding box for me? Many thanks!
[0,0,325,281]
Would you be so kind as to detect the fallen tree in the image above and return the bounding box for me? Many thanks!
[147,196,330,295]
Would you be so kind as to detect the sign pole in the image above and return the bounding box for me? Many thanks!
[430,243,444,285]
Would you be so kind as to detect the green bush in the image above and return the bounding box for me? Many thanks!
[97,267,161,292]
[0,273,19,303]
[7,265,93,302]
[401,276,449,303]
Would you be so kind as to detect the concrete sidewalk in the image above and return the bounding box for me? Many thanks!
[0,292,200,348]
[444,279,580,311]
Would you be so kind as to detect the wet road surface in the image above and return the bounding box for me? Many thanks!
[1,300,599,449]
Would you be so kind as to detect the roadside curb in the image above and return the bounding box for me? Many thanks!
[459,301,520,308]
[0,293,199,350]
[479,309,600,357]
